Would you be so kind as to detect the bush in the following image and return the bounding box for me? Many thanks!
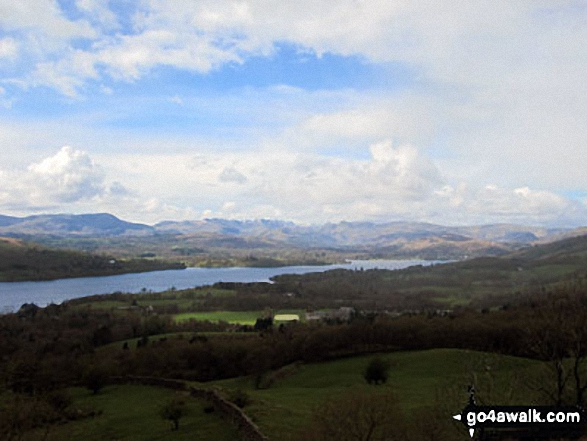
[83,365,109,395]
[228,389,251,408]
[160,396,187,431]
[364,356,391,385]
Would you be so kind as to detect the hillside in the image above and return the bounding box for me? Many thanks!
[1,212,586,264]
[510,233,587,261]
[211,349,544,440]
[0,213,580,262]
[0,239,184,282]
[0,213,153,237]
[262,233,587,310]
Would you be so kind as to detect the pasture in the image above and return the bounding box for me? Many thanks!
[22,385,238,441]
[211,348,545,440]
[173,309,306,325]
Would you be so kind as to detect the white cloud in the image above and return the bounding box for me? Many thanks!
[218,167,247,184]
[75,0,119,30]
[0,0,95,41]
[0,37,17,59]
[0,146,106,209]
[26,146,105,203]
[1,141,584,227]
[0,1,585,227]
[95,139,583,225]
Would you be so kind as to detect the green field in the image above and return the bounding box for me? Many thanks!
[23,385,237,441]
[174,310,305,325]
[210,349,545,440]
[174,310,264,325]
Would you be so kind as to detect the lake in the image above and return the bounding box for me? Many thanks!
[0,259,440,312]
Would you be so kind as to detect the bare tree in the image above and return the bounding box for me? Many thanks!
[525,287,587,406]
[302,389,406,441]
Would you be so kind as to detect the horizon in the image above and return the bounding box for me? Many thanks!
[0,2,586,227]
[1,210,585,230]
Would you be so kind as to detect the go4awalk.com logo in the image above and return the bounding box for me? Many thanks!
[453,405,586,439]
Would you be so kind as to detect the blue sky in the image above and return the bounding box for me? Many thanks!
[0,0,586,226]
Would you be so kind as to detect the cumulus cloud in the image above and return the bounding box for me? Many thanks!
[109,140,587,225]
[2,0,577,192]
[0,146,107,209]
[26,146,105,203]
[2,141,583,226]
[432,184,586,226]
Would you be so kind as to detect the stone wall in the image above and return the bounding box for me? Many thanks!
[110,375,269,441]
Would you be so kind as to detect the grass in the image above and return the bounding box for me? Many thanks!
[27,385,238,441]
[209,348,545,440]
[174,310,264,325]
[174,309,306,325]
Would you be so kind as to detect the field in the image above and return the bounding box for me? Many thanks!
[20,385,238,441]
[173,309,306,325]
[210,348,545,440]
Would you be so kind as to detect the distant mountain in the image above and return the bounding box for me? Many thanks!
[0,213,153,237]
[154,219,571,249]
[153,219,567,248]
[0,215,22,227]
[0,213,584,261]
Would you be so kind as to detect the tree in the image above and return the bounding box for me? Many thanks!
[83,365,108,395]
[160,397,187,431]
[364,356,391,385]
[302,389,406,441]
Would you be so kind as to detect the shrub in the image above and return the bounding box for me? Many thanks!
[160,396,187,431]
[228,389,251,408]
[83,365,109,395]
[364,356,391,385]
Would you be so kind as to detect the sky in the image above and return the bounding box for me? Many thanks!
[0,0,586,227]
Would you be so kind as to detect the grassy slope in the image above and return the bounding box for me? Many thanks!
[209,349,544,440]
[29,385,237,441]
[358,236,587,307]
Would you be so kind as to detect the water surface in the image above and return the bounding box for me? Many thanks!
[0,259,439,312]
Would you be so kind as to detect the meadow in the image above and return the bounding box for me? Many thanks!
[11,385,238,441]
[209,348,546,440]
[173,309,305,325]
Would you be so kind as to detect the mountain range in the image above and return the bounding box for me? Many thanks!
[0,213,585,261]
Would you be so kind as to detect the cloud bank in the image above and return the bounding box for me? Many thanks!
[2,145,583,226]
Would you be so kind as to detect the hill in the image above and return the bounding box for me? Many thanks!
[210,349,544,440]
[0,213,153,237]
[0,239,184,282]
[1,212,585,264]
[263,233,587,310]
